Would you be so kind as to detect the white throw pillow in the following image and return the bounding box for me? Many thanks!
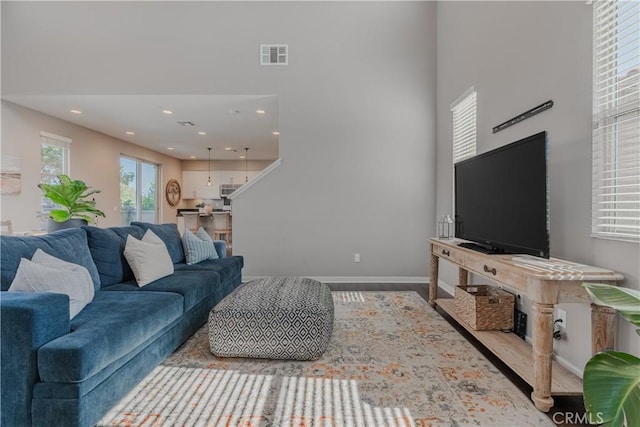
[124,230,174,287]
[8,249,95,319]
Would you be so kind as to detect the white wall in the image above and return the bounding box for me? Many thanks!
[232,3,437,279]
[436,1,640,373]
[1,101,183,230]
[2,2,437,280]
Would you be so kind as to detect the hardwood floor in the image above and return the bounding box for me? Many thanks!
[327,283,588,426]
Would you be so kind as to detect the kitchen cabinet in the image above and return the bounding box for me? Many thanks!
[181,170,261,199]
[215,171,258,185]
[181,171,219,199]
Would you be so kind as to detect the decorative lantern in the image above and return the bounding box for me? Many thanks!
[438,214,454,239]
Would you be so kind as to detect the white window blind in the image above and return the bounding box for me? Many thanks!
[451,88,477,163]
[592,0,640,241]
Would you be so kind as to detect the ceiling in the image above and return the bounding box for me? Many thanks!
[2,94,280,161]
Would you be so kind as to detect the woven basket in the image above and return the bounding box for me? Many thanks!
[455,285,515,331]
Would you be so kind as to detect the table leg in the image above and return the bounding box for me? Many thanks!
[591,303,616,354]
[429,251,439,307]
[458,268,468,287]
[531,302,554,412]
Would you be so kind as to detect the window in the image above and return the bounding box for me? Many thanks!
[451,88,477,164]
[120,156,159,225]
[40,131,70,214]
[592,0,640,241]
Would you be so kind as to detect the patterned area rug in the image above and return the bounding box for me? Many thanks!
[98,291,552,426]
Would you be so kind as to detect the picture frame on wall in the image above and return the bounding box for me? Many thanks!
[165,179,181,207]
[0,155,22,195]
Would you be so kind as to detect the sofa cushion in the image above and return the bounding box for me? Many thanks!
[182,229,218,265]
[102,270,220,312]
[174,255,243,286]
[82,225,144,287]
[0,228,100,291]
[37,290,183,383]
[9,250,94,319]
[124,231,174,286]
[130,222,185,264]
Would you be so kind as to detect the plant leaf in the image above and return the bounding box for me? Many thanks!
[48,209,71,223]
[583,283,640,329]
[38,174,106,220]
[583,351,640,427]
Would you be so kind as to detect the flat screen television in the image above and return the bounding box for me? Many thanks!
[454,131,549,258]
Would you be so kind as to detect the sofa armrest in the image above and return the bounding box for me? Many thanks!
[213,240,227,259]
[1,292,70,427]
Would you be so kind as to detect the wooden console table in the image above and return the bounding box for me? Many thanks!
[428,238,623,412]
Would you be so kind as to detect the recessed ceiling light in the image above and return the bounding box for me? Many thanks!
[125,131,135,135]
[190,155,196,159]
[162,109,174,115]
[198,131,206,135]
[239,155,246,159]
[225,147,233,151]
[272,131,280,135]
[70,109,82,114]
[256,109,266,114]
[167,147,175,150]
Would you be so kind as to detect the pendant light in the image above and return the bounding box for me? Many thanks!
[207,147,212,187]
[244,147,249,183]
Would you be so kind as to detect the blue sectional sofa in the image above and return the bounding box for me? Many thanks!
[0,222,243,427]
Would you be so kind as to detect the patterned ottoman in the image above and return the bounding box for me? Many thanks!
[208,277,334,360]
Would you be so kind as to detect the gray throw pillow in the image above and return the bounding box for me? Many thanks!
[182,228,218,265]
[8,249,95,319]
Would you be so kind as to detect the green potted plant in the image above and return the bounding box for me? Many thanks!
[38,174,106,232]
[582,283,640,427]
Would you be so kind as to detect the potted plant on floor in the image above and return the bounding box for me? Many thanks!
[582,283,640,427]
[38,174,106,232]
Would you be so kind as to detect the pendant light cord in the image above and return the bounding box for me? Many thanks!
[244,147,249,183]
[207,147,212,186]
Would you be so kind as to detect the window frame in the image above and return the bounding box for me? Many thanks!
[120,155,161,225]
[591,0,640,242]
[40,131,71,215]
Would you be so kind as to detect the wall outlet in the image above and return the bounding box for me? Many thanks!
[555,308,567,328]
[354,253,360,263]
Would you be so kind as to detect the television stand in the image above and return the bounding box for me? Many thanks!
[457,241,511,255]
[428,238,623,412]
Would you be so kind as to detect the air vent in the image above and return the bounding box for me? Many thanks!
[177,121,196,127]
[260,44,288,65]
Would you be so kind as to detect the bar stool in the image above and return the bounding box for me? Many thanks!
[212,212,231,249]
[181,212,199,234]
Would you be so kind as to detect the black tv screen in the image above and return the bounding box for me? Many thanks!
[454,131,549,258]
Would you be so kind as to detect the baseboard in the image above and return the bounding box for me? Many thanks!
[243,276,428,284]
[552,351,584,378]
[437,279,456,297]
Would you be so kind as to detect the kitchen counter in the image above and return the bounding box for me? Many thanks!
[176,209,230,217]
